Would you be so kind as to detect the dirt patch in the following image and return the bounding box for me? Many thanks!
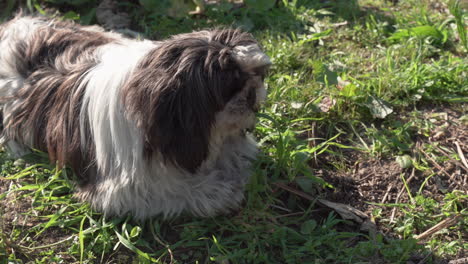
[323,104,467,211]
[314,103,467,260]
[320,158,404,213]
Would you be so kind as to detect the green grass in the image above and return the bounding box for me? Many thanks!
[1,0,467,263]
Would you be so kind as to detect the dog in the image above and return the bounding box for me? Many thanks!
[0,15,270,219]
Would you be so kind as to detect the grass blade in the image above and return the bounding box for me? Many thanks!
[79,216,86,264]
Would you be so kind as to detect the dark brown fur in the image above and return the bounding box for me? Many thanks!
[122,29,258,173]
[2,22,113,182]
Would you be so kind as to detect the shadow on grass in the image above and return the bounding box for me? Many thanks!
[1,0,398,38]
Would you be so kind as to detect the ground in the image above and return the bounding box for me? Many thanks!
[0,0,467,263]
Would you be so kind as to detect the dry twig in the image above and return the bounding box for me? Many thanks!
[454,141,468,171]
[415,214,462,241]
[273,182,315,201]
[380,183,394,204]
[273,183,369,224]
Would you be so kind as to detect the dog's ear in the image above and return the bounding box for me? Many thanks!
[122,35,248,173]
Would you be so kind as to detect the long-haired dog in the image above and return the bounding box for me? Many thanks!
[0,15,270,219]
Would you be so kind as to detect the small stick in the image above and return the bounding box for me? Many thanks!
[270,204,292,213]
[274,211,306,219]
[273,182,315,201]
[454,141,468,171]
[415,214,462,240]
[358,173,374,183]
[380,183,394,204]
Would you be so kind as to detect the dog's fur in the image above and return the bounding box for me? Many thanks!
[0,15,270,219]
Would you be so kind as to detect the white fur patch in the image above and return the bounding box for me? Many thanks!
[78,39,259,219]
[80,40,156,177]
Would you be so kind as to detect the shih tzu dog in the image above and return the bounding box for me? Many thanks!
[0,15,270,219]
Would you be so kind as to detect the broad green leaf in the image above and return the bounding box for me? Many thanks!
[389,25,445,45]
[130,226,142,238]
[311,61,339,85]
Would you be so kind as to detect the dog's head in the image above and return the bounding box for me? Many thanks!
[122,29,270,173]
